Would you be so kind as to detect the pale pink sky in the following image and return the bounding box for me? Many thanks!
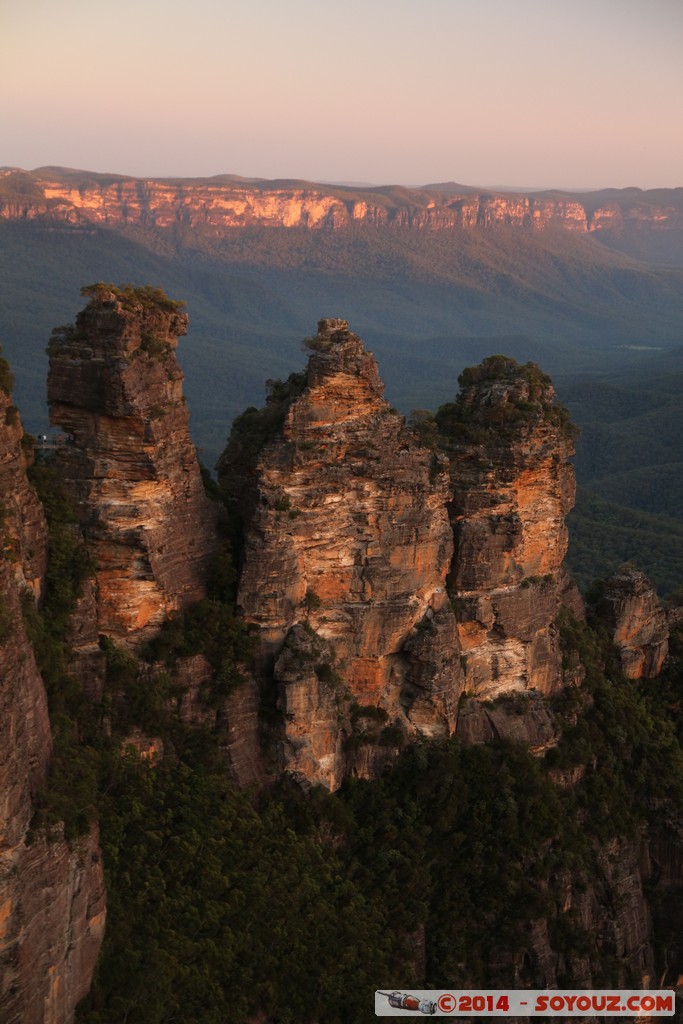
[2,0,682,188]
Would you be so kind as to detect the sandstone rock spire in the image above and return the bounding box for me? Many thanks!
[47,284,217,647]
[220,318,463,788]
[436,355,578,699]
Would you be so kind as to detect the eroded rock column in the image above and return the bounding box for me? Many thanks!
[438,356,578,699]
[48,285,217,648]
[222,319,463,788]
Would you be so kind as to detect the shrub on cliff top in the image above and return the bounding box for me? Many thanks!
[435,354,578,446]
[222,369,308,471]
[81,282,186,313]
[458,354,552,393]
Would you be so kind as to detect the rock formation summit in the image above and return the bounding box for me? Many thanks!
[438,355,579,699]
[220,324,582,787]
[220,318,462,788]
[47,284,217,647]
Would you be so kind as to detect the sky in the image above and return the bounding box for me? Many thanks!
[1,0,682,189]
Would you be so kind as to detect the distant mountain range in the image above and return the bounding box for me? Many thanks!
[2,166,682,237]
[1,166,682,591]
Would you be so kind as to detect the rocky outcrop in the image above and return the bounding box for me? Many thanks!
[0,374,47,598]
[438,356,577,699]
[0,389,104,1024]
[522,835,655,991]
[1,825,106,1024]
[47,284,217,649]
[456,691,558,751]
[174,654,267,787]
[598,569,669,679]
[0,555,51,854]
[1,168,681,238]
[221,318,462,788]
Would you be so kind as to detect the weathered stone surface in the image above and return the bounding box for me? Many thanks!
[0,559,51,851]
[48,285,218,647]
[0,396,103,1024]
[441,357,577,699]
[223,319,462,787]
[0,386,47,598]
[0,825,106,1024]
[456,691,558,751]
[175,654,268,786]
[274,625,347,789]
[598,569,669,679]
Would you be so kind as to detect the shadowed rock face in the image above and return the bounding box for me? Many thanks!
[0,384,47,599]
[438,357,577,699]
[47,285,217,648]
[0,385,104,1024]
[223,319,463,788]
[599,569,669,679]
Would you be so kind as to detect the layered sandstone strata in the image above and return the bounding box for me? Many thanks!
[221,319,462,788]
[599,569,669,679]
[47,284,217,647]
[1,168,681,237]
[0,387,104,1024]
[0,375,47,597]
[438,356,577,698]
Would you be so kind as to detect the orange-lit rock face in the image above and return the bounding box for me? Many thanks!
[0,387,47,599]
[2,169,681,238]
[599,570,669,679]
[47,287,217,647]
[229,320,462,788]
[443,362,577,698]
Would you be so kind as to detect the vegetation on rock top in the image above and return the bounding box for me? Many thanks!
[80,282,186,314]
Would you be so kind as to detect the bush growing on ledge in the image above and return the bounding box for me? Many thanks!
[142,599,254,705]
[435,354,578,447]
[80,282,186,314]
[222,370,308,472]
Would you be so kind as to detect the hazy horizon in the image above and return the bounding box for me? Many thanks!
[2,164,680,196]
[2,0,682,191]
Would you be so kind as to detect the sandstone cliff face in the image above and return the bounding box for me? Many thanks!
[520,834,655,991]
[598,569,669,679]
[0,393,104,1024]
[1,168,681,237]
[1,825,106,1024]
[439,357,577,699]
[47,285,217,648]
[0,383,47,598]
[222,319,462,788]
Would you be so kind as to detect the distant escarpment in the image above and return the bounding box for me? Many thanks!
[47,284,217,650]
[1,167,682,240]
[219,325,584,787]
